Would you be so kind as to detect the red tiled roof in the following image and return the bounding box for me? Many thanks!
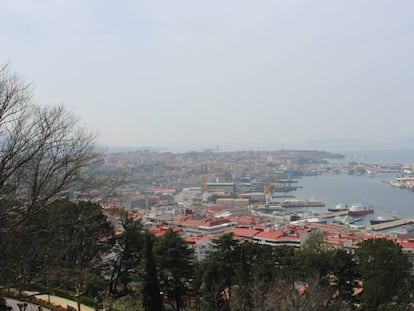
[179,219,207,227]
[177,217,233,228]
[255,231,284,240]
[148,225,182,237]
[397,240,414,249]
[228,216,260,225]
[227,228,261,238]
[207,205,230,212]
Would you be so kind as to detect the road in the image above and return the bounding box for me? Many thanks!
[5,292,95,311]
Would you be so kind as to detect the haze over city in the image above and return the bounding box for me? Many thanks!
[1,0,413,151]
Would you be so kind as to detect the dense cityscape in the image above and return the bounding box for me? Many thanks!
[93,149,414,254]
[4,130,414,310]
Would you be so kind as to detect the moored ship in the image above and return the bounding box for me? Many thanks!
[348,203,374,216]
[327,203,349,212]
[370,212,400,225]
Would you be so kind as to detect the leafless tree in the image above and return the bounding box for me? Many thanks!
[0,64,102,297]
[0,64,98,213]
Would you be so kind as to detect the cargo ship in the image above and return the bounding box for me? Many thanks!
[327,203,349,212]
[348,203,374,216]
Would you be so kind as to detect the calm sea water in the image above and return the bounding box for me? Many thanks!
[339,149,414,163]
[276,149,414,226]
[292,173,414,226]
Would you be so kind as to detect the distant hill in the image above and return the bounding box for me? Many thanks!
[99,145,164,153]
[292,138,414,151]
[99,137,414,154]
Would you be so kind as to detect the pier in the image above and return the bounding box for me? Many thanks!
[369,218,414,231]
[318,210,349,219]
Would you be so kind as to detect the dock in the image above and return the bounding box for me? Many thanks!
[317,210,349,219]
[369,218,414,231]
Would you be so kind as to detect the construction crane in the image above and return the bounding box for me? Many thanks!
[263,184,273,206]
[201,176,208,193]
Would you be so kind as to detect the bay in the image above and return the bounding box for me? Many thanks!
[291,173,414,225]
[340,149,414,163]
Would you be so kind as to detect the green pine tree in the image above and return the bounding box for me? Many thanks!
[142,232,163,311]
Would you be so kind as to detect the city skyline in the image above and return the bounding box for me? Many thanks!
[1,1,413,151]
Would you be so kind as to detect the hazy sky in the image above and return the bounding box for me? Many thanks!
[1,1,413,150]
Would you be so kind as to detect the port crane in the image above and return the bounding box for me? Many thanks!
[263,184,273,206]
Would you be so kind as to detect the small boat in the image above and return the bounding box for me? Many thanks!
[327,203,349,212]
[369,212,400,225]
[348,203,374,216]
[390,180,404,188]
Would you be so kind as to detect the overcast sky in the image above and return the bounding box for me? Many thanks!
[1,1,413,151]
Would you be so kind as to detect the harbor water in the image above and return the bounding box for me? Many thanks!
[291,173,414,226]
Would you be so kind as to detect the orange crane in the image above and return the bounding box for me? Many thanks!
[264,184,273,206]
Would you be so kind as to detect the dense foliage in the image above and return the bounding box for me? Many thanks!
[103,229,414,311]
[154,229,194,311]
[3,203,414,311]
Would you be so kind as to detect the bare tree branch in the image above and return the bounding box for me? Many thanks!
[0,65,99,212]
